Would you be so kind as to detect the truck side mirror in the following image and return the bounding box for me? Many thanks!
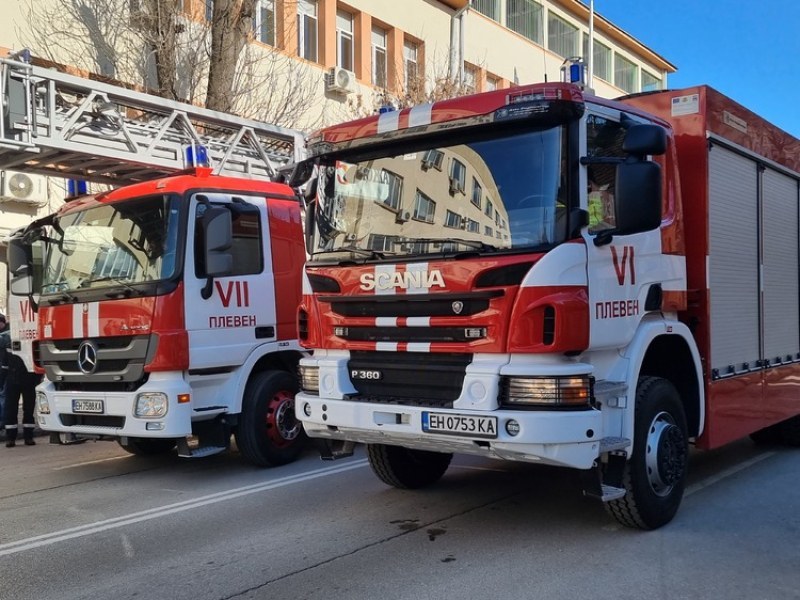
[614,160,662,235]
[8,237,33,296]
[623,123,667,157]
[200,206,233,299]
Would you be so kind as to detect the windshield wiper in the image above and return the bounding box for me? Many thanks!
[404,238,501,253]
[82,276,144,297]
[311,247,391,261]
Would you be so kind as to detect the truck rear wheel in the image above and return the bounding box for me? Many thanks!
[235,370,305,467]
[366,443,452,489]
[118,437,178,456]
[606,376,688,530]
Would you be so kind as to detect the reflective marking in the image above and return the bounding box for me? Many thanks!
[72,304,82,338]
[375,317,398,327]
[406,317,431,327]
[376,342,398,351]
[406,343,431,353]
[408,103,433,128]
[88,302,100,337]
[377,110,400,133]
[0,460,368,557]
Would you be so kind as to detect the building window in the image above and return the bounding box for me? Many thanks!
[336,9,354,71]
[297,0,318,62]
[583,35,611,82]
[380,170,403,211]
[465,219,479,233]
[548,12,579,58]
[470,177,482,209]
[421,149,444,171]
[506,0,543,45]
[449,158,466,195]
[485,198,494,218]
[254,0,275,46]
[484,225,493,237]
[445,210,462,229]
[473,0,500,21]
[615,53,638,93]
[204,0,213,21]
[372,26,388,88]
[641,70,661,92]
[463,64,477,94]
[413,190,436,223]
[486,75,499,91]
[368,234,398,252]
[404,40,419,92]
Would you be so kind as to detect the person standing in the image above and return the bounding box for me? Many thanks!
[0,313,8,433]
[2,317,40,448]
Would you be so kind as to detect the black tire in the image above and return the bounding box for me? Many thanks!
[235,370,306,467]
[606,376,689,530]
[118,437,178,456]
[366,443,452,489]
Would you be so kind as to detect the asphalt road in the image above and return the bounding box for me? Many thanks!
[0,436,798,600]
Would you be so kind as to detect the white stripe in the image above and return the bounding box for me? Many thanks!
[376,342,398,351]
[406,317,431,327]
[72,304,83,338]
[375,317,398,327]
[406,342,431,353]
[374,264,396,295]
[0,460,368,557]
[377,110,400,133]
[408,103,433,128]
[405,262,430,295]
[88,302,100,337]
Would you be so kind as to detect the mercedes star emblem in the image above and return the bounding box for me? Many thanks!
[77,340,98,374]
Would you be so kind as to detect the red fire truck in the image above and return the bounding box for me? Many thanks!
[2,57,307,465]
[293,82,800,528]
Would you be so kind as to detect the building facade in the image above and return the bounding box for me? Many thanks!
[0,0,675,311]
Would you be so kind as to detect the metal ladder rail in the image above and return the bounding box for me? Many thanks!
[0,58,305,185]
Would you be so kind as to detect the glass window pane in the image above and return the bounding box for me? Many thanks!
[548,12,578,58]
[506,0,543,44]
[641,70,661,92]
[614,53,638,92]
[473,0,500,20]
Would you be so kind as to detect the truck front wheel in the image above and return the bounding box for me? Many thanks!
[606,376,689,530]
[118,437,178,456]
[235,370,305,467]
[367,444,452,489]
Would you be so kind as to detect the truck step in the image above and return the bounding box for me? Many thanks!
[177,441,227,458]
[583,483,627,502]
[599,436,630,453]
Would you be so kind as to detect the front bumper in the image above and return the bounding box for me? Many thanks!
[36,371,193,439]
[296,393,605,469]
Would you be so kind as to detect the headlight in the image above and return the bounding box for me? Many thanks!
[135,392,168,418]
[36,391,51,415]
[299,365,320,394]
[499,376,592,409]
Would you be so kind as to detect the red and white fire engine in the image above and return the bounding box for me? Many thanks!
[2,57,308,465]
[293,79,800,528]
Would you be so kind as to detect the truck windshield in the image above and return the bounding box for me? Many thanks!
[309,125,568,261]
[41,194,181,295]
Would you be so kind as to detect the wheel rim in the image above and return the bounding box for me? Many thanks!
[265,390,301,448]
[644,411,687,497]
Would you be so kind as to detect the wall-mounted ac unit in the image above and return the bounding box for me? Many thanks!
[0,171,48,206]
[325,67,357,94]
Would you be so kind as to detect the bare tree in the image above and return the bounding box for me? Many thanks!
[16,0,320,128]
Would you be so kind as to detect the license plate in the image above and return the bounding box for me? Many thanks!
[422,411,498,439]
[72,399,104,414]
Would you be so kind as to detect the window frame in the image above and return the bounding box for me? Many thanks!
[297,0,319,62]
[413,189,436,224]
[371,26,388,88]
[336,9,355,72]
[548,11,579,58]
[253,0,276,46]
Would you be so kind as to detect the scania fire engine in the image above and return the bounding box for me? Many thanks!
[2,56,308,465]
[293,81,800,528]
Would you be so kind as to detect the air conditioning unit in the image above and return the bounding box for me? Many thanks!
[325,67,357,94]
[0,171,48,206]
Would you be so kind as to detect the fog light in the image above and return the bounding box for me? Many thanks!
[505,419,520,436]
[146,422,165,431]
[36,391,51,415]
[135,392,168,418]
[303,402,312,417]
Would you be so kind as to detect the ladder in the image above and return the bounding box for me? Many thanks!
[0,57,306,186]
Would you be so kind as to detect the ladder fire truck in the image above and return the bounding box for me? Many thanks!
[2,55,309,465]
[292,80,800,528]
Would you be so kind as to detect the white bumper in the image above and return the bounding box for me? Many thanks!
[36,371,193,438]
[297,393,605,469]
